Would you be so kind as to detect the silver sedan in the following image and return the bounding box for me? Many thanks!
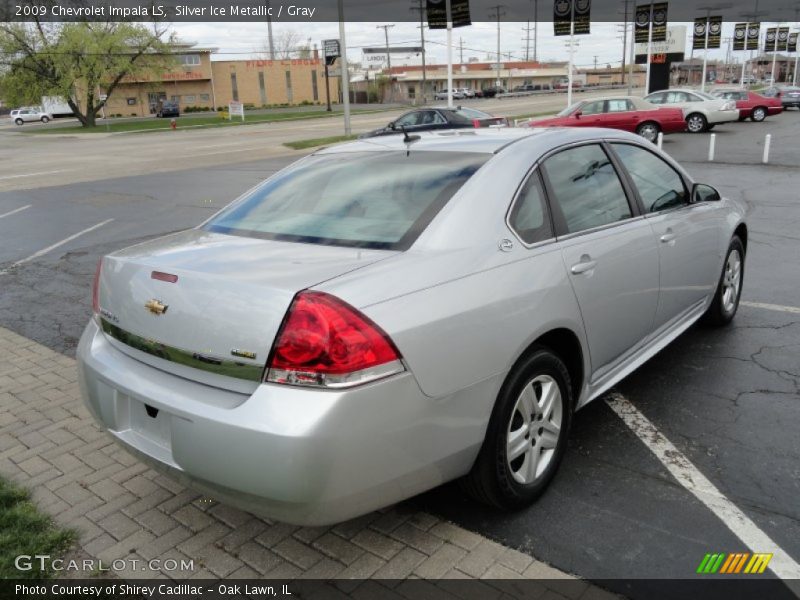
[78,128,747,525]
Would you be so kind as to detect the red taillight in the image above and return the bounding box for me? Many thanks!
[92,258,103,314]
[266,291,404,388]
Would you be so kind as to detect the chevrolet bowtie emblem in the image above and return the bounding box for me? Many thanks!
[145,299,168,315]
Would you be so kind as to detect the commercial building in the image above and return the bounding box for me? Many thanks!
[101,43,338,117]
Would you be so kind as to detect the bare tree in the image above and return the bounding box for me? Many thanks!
[259,29,303,60]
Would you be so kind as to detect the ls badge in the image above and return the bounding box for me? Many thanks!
[144,299,169,315]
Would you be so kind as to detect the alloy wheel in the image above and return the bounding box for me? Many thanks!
[506,375,563,485]
[637,123,658,142]
[687,115,706,133]
[722,249,742,314]
[752,107,766,121]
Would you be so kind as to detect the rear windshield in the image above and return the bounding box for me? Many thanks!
[203,151,489,250]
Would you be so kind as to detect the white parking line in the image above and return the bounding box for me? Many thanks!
[0,170,69,181]
[0,205,31,219]
[605,391,800,580]
[741,301,800,315]
[0,219,114,276]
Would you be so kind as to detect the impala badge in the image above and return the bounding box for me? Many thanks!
[231,349,257,360]
[145,299,168,315]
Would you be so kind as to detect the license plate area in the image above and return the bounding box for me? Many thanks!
[128,396,172,451]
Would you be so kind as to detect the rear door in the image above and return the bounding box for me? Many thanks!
[541,143,660,374]
[603,99,639,132]
[608,142,721,329]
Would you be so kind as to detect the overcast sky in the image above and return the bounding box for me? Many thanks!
[171,21,770,68]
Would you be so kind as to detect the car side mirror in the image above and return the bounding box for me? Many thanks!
[692,183,721,203]
[388,122,396,130]
[574,111,582,119]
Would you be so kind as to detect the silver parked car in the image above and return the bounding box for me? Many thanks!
[78,128,747,525]
[644,89,739,133]
[10,106,53,125]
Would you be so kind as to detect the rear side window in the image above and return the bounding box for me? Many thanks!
[541,144,632,235]
[508,171,552,245]
[611,143,687,213]
[204,151,489,250]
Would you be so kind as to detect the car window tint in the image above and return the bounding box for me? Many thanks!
[509,171,552,244]
[647,93,665,104]
[612,143,687,213]
[395,112,421,127]
[204,151,489,250]
[542,145,632,235]
[607,99,632,112]
[666,92,688,103]
[581,101,604,115]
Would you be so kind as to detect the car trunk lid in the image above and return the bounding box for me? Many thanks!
[97,229,394,392]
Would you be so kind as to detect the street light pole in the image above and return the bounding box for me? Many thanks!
[337,0,350,135]
[377,24,395,102]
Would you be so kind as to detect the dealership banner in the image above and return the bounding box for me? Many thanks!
[747,23,761,50]
[733,23,746,51]
[764,26,790,52]
[789,32,798,53]
[553,0,591,36]
[693,16,721,50]
[426,0,471,30]
[635,3,667,44]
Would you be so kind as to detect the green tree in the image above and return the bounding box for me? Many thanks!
[0,21,175,127]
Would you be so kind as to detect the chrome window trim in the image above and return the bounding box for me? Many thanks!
[555,214,647,243]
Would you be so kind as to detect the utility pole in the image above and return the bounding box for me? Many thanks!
[523,22,534,61]
[620,0,630,86]
[410,0,428,104]
[488,5,506,89]
[266,0,275,59]
[459,37,465,63]
[377,24,395,102]
[532,0,538,62]
[338,0,350,134]
[594,55,598,70]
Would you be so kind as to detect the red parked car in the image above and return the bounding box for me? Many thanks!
[524,96,686,143]
[711,89,783,122]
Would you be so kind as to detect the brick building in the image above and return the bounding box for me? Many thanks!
[101,43,338,117]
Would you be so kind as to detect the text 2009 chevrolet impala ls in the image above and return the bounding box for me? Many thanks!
[78,128,747,525]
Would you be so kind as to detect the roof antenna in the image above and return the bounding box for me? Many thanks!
[399,125,421,156]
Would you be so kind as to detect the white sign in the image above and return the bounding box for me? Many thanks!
[228,101,244,121]
[635,25,687,56]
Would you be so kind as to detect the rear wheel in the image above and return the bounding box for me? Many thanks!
[14,118,23,126]
[40,116,50,123]
[462,348,572,509]
[751,106,767,122]
[686,113,708,133]
[636,121,660,143]
[704,236,745,326]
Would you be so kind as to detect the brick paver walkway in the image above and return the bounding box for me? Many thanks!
[0,325,618,598]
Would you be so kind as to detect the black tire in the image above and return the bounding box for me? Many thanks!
[636,121,660,143]
[686,113,708,133]
[14,118,23,126]
[704,236,745,326]
[751,107,767,122]
[462,347,573,509]
[40,116,50,123]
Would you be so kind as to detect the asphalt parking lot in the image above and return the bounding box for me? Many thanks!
[1,105,798,596]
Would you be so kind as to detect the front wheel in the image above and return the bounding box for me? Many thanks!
[686,113,708,133]
[636,121,660,143]
[462,348,573,509]
[704,236,745,326]
[14,118,24,126]
[751,107,767,122]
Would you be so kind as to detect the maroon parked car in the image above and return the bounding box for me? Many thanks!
[711,89,783,122]
[523,96,686,143]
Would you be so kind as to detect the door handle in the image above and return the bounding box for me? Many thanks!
[570,259,597,274]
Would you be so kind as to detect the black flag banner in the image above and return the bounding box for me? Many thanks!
[651,2,668,42]
[764,26,777,51]
[426,0,470,29]
[790,32,798,53]
[707,15,722,49]
[554,0,572,36]
[553,0,591,37]
[573,0,591,35]
[733,22,746,51]
[693,17,707,49]
[635,4,650,43]
[777,27,790,51]
[747,22,760,50]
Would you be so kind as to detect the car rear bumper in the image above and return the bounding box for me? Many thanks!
[77,319,484,525]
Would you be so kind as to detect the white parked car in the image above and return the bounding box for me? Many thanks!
[11,106,53,125]
[644,89,739,133]
[457,88,476,98]
[434,89,466,100]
